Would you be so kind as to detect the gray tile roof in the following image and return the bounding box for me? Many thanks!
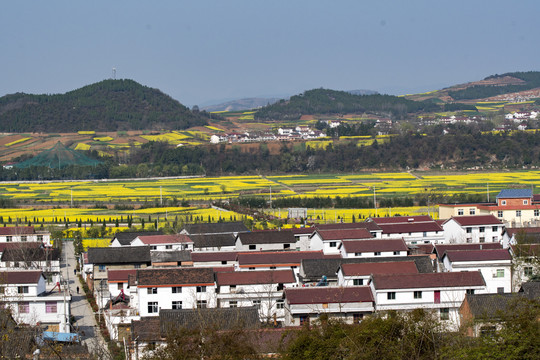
[189,234,236,249]
[300,255,434,282]
[87,246,151,264]
[237,230,295,245]
[1,247,60,262]
[464,293,526,320]
[150,250,192,264]
[519,281,540,299]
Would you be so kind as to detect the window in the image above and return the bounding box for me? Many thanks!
[353,313,364,323]
[18,302,30,314]
[196,286,206,293]
[283,244,290,249]
[98,265,106,272]
[535,209,540,217]
[469,209,475,215]
[479,237,485,243]
[229,300,237,308]
[146,342,157,351]
[165,245,172,250]
[524,267,533,277]
[221,261,227,265]
[466,227,472,234]
[523,200,528,205]
[440,308,449,320]
[329,242,337,248]
[497,211,503,218]
[172,287,182,294]
[134,264,142,269]
[516,210,522,217]
[423,232,427,237]
[414,291,422,299]
[147,302,158,313]
[458,209,464,216]
[252,299,261,306]
[501,200,507,206]
[276,299,284,309]
[172,301,182,310]
[494,269,504,278]
[230,285,237,293]
[150,246,157,250]
[37,235,43,241]
[249,267,255,270]
[270,266,277,270]
[147,287,157,295]
[18,286,29,294]
[45,301,57,313]
[492,226,498,232]
[393,251,400,255]
[21,236,27,242]
[354,252,362,256]
[497,287,504,294]
[117,283,123,290]
[353,279,364,286]
[479,227,485,233]
[299,315,309,326]
[374,251,381,256]
[387,292,396,300]
[249,245,256,250]
[197,300,207,309]
[492,236,498,242]
[466,289,475,295]
[6,236,11,242]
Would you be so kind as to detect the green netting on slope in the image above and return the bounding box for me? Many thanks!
[15,142,101,169]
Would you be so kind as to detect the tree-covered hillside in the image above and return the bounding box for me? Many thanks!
[0,79,211,132]
[448,71,540,100]
[255,88,441,121]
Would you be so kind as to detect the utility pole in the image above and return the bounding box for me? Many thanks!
[374,187,377,217]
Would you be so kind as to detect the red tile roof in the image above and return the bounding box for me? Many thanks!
[314,229,373,241]
[505,227,540,235]
[216,270,296,286]
[237,251,332,267]
[447,215,502,226]
[290,227,315,235]
[377,222,443,234]
[371,271,485,290]
[136,234,193,245]
[511,244,540,257]
[341,239,408,253]
[0,270,43,284]
[0,242,41,253]
[444,249,512,262]
[284,286,374,304]
[370,216,434,224]
[434,243,501,259]
[191,252,239,262]
[107,269,137,283]
[340,261,418,276]
[410,244,435,254]
[0,226,35,235]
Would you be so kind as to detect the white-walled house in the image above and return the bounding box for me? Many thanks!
[131,234,194,251]
[107,269,137,298]
[235,250,334,273]
[191,252,239,268]
[367,216,445,245]
[283,286,375,326]
[339,238,408,258]
[442,215,504,244]
[337,261,418,287]
[215,269,297,324]
[235,230,296,251]
[0,244,61,278]
[0,226,51,246]
[441,249,512,293]
[433,243,502,272]
[110,231,163,247]
[0,270,70,333]
[136,267,216,317]
[369,272,486,330]
[509,244,540,291]
[310,228,373,255]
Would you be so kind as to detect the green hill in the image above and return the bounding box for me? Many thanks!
[14,142,101,169]
[0,79,209,132]
[254,88,448,121]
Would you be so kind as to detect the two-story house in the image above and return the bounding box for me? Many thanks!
[110,231,163,247]
[337,261,419,287]
[367,216,445,245]
[338,238,408,258]
[442,215,504,244]
[0,226,51,246]
[309,228,373,255]
[189,233,237,252]
[0,245,61,281]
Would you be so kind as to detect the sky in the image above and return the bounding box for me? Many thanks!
[2,1,540,107]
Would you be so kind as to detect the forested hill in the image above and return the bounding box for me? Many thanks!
[448,71,540,100]
[254,88,459,121]
[0,79,210,132]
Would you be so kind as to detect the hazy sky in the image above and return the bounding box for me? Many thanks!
[2,1,539,107]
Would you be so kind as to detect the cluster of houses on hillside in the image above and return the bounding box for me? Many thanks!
[1,188,538,358]
[210,126,325,144]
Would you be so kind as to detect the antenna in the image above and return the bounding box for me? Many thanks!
[112,67,116,80]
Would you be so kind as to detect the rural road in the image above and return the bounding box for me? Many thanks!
[61,240,111,359]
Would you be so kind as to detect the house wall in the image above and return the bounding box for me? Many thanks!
[443,221,503,244]
[284,301,374,326]
[138,284,217,317]
[340,249,406,258]
[442,259,512,293]
[382,231,444,245]
[7,295,70,332]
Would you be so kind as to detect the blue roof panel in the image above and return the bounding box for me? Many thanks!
[496,189,532,199]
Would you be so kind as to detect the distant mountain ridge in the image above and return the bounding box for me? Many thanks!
[201,97,283,112]
[0,79,209,132]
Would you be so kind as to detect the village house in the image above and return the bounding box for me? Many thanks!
[191,251,239,268]
[0,226,51,246]
[309,228,373,255]
[150,250,193,268]
[338,238,408,258]
[180,222,249,237]
[433,243,502,272]
[337,261,419,287]
[441,215,504,244]
[369,271,486,330]
[130,234,194,251]
[315,222,383,238]
[283,286,375,326]
[235,230,296,251]
[110,231,163,247]
[215,269,297,324]
[235,250,334,273]
[0,245,61,280]
[367,216,445,245]
[136,267,217,317]
[509,243,540,290]
[501,226,540,248]
[189,233,237,252]
[441,249,512,293]
[0,270,71,333]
